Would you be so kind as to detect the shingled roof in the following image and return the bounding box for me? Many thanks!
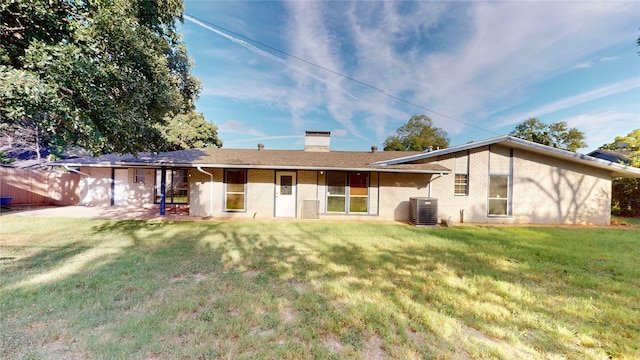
[52,147,451,174]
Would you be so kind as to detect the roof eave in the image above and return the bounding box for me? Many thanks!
[371,135,640,178]
[50,161,451,174]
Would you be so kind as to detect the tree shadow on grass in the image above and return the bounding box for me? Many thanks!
[1,220,637,359]
[290,224,637,358]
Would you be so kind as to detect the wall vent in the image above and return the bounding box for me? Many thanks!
[302,200,320,219]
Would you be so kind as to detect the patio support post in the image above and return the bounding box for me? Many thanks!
[160,167,167,216]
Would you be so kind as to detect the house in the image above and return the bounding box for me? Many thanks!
[587,149,633,165]
[51,131,640,225]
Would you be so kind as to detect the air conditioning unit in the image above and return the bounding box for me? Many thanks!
[410,197,438,226]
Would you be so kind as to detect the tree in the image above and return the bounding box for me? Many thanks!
[157,112,222,151]
[600,129,640,217]
[0,119,48,164]
[0,150,14,165]
[384,115,449,151]
[510,118,587,152]
[0,0,207,156]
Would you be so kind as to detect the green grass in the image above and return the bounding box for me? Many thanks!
[1,217,639,359]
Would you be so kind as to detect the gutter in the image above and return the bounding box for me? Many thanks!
[64,165,91,206]
[54,162,451,175]
[196,166,214,216]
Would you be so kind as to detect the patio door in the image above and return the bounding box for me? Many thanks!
[113,169,129,206]
[275,171,296,217]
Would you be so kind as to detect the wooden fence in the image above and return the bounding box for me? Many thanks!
[0,168,81,206]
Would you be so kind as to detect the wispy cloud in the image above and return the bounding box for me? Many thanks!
[185,1,639,148]
[218,120,265,137]
[494,78,640,127]
[184,15,285,64]
[563,110,640,151]
[223,135,302,146]
[332,129,348,137]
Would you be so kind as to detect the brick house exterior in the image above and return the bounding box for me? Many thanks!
[55,133,640,225]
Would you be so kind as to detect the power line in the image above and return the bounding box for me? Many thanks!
[183,13,500,136]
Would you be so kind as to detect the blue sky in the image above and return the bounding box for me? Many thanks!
[179,1,640,153]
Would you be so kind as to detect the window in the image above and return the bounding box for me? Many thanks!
[349,172,369,213]
[326,171,369,214]
[488,175,508,216]
[487,146,512,216]
[134,169,146,184]
[280,175,292,195]
[327,172,346,212]
[454,152,469,195]
[155,169,188,204]
[225,169,246,211]
[454,174,468,195]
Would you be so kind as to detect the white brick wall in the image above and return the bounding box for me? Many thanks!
[80,145,613,225]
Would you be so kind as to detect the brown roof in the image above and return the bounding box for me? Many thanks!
[54,148,451,174]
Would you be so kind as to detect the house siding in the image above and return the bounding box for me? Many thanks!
[247,169,275,219]
[73,142,614,225]
[423,145,612,225]
[79,167,112,207]
[77,167,155,208]
[378,172,432,222]
[297,170,319,218]
[512,149,611,225]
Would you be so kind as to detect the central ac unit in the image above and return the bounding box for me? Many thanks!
[410,197,438,226]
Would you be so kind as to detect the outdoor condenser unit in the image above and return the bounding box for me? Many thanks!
[410,197,438,226]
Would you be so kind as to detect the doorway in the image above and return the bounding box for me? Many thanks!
[275,171,296,217]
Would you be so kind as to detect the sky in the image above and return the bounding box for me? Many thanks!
[179,0,640,153]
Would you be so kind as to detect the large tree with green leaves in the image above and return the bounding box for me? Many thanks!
[157,111,222,151]
[509,118,587,152]
[383,115,449,151]
[0,0,216,155]
[600,129,640,217]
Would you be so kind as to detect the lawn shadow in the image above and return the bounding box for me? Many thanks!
[2,220,637,359]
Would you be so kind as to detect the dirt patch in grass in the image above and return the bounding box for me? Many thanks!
[324,335,345,354]
[362,334,385,360]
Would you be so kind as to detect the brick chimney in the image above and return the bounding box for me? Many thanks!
[304,131,331,152]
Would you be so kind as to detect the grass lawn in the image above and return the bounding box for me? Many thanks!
[1,216,639,359]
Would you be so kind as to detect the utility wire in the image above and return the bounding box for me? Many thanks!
[183,13,501,136]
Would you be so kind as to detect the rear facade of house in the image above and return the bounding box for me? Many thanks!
[61,133,640,226]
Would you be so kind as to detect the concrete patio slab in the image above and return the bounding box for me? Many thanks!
[0,205,198,221]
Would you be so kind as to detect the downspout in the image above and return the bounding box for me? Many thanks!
[196,166,214,216]
[428,173,444,198]
[64,165,91,206]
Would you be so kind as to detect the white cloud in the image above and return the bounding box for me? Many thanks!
[186,1,639,148]
[562,110,640,152]
[218,120,265,137]
[575,62,592,69]
[494,78,640,128]
[332,129,348,137]
[223,135,302,146]
[184,15,285,64]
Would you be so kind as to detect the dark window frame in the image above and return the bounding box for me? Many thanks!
[155,169,189,204]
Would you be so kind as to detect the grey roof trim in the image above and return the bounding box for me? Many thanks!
[371,135,512,165]
[54,161,451,174]
[372,135,640,178]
